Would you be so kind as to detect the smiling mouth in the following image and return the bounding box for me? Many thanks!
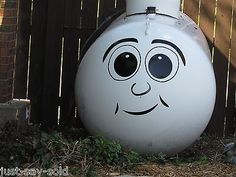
[115,96,169,116]
[123,104,158,115]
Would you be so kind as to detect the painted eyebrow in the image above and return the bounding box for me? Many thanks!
[103,38,138,62]
[152,39,186,66]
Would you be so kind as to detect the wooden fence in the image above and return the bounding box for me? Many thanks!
[14,0,236,135]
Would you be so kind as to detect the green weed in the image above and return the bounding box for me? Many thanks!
[81,135,141,166]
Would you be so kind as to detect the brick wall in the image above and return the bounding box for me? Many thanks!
[0,0,18,103]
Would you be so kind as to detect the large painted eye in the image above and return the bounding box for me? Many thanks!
[114,52,137,77]
[145,47,179,82]
[108,45,141,81]
[148,54,172,79]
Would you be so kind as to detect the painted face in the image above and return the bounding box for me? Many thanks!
[75,14,216,154]
[104,38,186,116]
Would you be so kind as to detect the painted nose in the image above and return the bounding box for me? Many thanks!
[131,82,151,96]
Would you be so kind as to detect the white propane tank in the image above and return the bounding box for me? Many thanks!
[75,0,216,155]
[126,0,181,18]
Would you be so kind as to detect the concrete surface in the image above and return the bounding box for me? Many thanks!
[0,99,30,130]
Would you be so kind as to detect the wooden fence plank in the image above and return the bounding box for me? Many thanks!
[14,0,32,98]
[116,0,125,11]
[80,0,98,49]
[183,0,200,23]
[60,0,81,127]
[225,65,236,135]
[98,0,116,25]
[77,0,99,124]
[28,0,48,123]
[64,0,81,30]
[226,1,236,135]
[214,0,233,58]
[199,0,217,133]
[199,0,216,50]
[41,0,65,128]
[231,1,236,69]
[207,0,233,136]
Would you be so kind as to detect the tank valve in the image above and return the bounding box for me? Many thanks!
[146,6,157,14]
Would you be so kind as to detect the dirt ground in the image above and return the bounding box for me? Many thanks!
[96,136,236,177]
[122,163,236,177]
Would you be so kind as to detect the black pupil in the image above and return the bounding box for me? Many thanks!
[114,52,137,77]
[148,54,172,79]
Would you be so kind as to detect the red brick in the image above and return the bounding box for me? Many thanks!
[0,40,16,48]
[6,47,16,56]
[0,17,17,25]
[0,8,17,17]
[0,78,12,87]
[0,70,13,80]
[0,86,10,95]
[0,47,8,56]
[0,32,16,41]
[0,0,17,103]
[0,47,16,57]
[0,0,17,3]
[0,95,11,102]
[0,63,14,72]
[0,25,17,33]
[0,72,8,80]
[0,56,14,65]
[0,1,17,9]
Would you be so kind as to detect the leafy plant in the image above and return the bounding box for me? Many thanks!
[196,155,209,164]
[85,165,100,177]
[81,135,140,165]
[142,152,168,165]
[125,150,140,165]
[0,122,38,167]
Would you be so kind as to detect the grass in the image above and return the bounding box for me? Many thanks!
[0,121,235,177]
[0,121,140,176]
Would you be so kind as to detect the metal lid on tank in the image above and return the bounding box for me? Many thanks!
[126,0,181,18]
